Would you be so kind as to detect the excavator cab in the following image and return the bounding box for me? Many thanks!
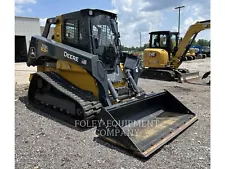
[142,31,180,73]
[148,31,179,60]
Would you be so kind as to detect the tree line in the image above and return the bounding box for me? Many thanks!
[192,39,210,47]
[121,39,210,52]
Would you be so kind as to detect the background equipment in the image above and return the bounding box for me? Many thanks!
[142,20,210,82]
[191,45,208,59]
[26,9,197,158]
[186,48,196,60]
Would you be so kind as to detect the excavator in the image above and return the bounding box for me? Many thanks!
[141,20,210,82]
[26,9,197,158]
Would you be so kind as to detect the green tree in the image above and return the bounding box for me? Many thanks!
[192,39,197,45]
[196,39,210,46]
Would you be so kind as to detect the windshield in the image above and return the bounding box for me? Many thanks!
[91,15,120,70]
[151,33,168,48]
[91,15,118,49]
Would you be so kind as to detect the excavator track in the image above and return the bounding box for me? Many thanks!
[28,71,102,126]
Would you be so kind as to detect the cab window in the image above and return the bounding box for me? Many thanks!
[159,34,167,48]
[151,34,167,48]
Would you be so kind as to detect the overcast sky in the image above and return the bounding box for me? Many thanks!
[15,0,210,47]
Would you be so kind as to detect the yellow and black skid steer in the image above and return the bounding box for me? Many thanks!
[27,9,197,158]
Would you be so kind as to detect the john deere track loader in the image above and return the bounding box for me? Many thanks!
[141,20,210,82]
[27,9,197,158]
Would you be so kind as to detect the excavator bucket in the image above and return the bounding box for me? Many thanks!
[96,90,197,158]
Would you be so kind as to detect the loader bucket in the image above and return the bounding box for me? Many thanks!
[96,91,197,158]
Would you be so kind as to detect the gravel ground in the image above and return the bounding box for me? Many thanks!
[15,58,210,169]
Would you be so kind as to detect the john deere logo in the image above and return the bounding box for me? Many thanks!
[30,47,36,58]
[64,51,79,62]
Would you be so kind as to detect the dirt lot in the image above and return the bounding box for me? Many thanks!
[15,58,210,169]
[15,63,36,85]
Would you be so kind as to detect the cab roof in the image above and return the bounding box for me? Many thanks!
[149,31,179,35]
[62,8,117,19]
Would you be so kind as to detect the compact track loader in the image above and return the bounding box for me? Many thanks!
[27,9,197,158]
[141,20,210,82]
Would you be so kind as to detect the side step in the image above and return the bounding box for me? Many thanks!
[96,90,197,158]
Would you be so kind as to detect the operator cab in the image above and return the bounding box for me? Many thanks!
[43,9,122,72]
[149,31,179,59]
[62,9,121,71]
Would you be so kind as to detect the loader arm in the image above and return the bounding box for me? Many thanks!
[174,20,210,67]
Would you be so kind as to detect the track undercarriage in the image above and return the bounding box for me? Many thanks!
[28,71,102,125]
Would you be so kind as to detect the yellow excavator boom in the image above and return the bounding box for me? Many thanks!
[174,20,210,67]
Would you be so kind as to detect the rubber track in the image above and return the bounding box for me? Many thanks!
[31,71,102,120]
